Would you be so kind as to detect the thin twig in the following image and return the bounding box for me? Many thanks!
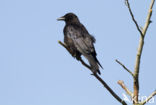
[116,59,134,77]
[125,0,144,37]
[142,0,155,36]
[59,40,127,105]
[118,80,133,98]
[141,90,156,105]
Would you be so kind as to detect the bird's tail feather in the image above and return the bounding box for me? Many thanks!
[85,55,101,75]
[94,56,103,69]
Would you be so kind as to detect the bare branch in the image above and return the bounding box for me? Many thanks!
[116,59,134,77]
[118,80,133,98]
[133,0,155,103]
[93,74,127,105]
[59,40,127,105]
[125,0,144,37]
[141,90,156,105]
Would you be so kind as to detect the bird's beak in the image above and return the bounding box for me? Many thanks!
[57,16,65,21]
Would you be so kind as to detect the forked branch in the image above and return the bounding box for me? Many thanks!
[125,0,143,37]
[125,0,155,104]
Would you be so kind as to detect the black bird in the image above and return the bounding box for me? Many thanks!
[57,13,103,75]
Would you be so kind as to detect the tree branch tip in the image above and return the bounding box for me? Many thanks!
[124,0,128,6]
[117,80,124,84]
[115,59,122,63]
[58,40,61,43]
[58,40,64,45]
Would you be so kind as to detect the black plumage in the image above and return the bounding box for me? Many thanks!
[57,13,103,75]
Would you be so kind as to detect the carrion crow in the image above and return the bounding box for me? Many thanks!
[57,13,103,75]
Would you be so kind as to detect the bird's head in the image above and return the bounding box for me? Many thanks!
[57,13,80,24]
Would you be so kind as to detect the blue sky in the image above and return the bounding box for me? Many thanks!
[0,0,156,105]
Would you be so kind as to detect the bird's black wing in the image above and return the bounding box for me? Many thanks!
[65,24,95,55]
[65,24,103,69]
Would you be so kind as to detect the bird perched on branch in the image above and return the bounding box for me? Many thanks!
[57,13,103,75]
